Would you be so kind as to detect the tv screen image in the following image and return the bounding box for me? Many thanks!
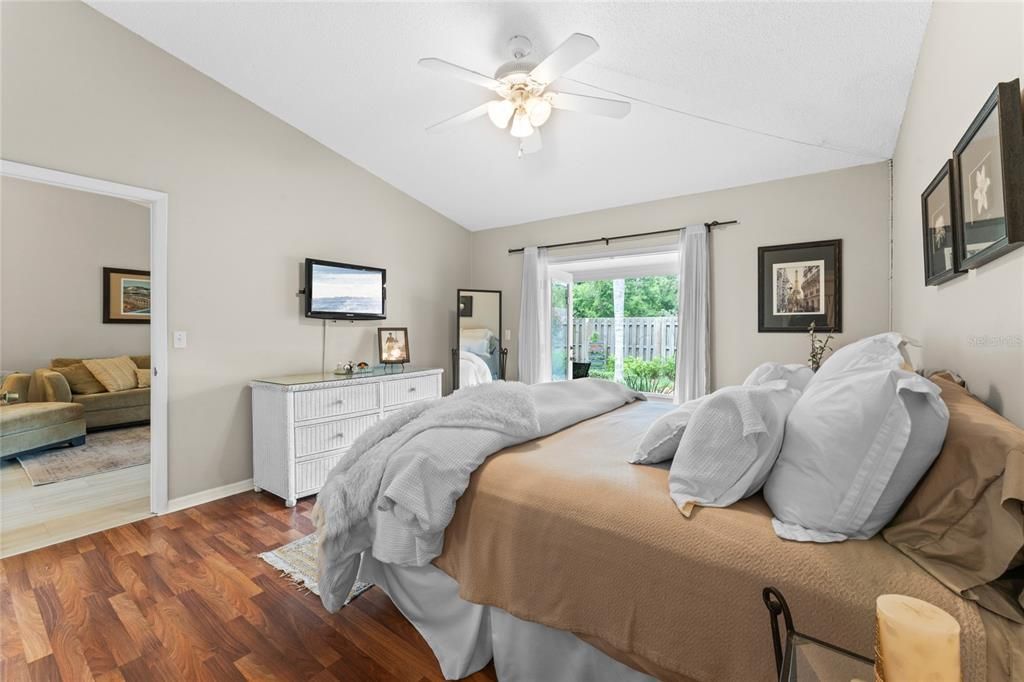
[305,259,386,320]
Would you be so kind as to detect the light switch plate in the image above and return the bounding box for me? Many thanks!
[173,331,188,349]
[504,329,511,341]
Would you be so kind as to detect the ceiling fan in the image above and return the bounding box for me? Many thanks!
[419,33,631,155]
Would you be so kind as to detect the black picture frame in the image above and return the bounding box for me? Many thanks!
[377,327,410,364]
[952,79,1024,270]
[458,295,474,317]
[757,240,842,333]
[102,267,151,324]
[921,160,964,285]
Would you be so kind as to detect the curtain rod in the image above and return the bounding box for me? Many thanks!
[507,220,739,254]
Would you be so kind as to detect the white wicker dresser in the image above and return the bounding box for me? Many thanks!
[250,367,443,506]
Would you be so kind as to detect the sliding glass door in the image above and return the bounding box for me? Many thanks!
[549,269,573,381]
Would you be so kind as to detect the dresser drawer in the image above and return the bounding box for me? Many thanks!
[293,382,379,421]
[296,452,344,496]
[294,413,378,459]
[383,374,440,407]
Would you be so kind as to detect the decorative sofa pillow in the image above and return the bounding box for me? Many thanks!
[669,381,800,516]
[135,368,152,389]
[764,333,949,543]
[52,363,106,395]
[82,356,139,393]
[629,396,706,464]
[883,373,1024,623]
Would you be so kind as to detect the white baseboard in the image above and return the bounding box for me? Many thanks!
[164,478,254,514]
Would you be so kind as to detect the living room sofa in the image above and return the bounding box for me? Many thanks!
[0,372,86,459]
[43,355,151,430]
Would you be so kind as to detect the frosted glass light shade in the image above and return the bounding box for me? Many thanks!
[525,97,552,127]
[510,110,534,138]
[487,99,516,129]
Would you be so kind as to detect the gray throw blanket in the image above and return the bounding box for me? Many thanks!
[314,378,642,612]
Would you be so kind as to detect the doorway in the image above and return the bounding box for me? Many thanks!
[0,160,168,557]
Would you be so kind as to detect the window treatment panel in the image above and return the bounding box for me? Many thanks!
[518,246,551,384]
[675,225,710,402]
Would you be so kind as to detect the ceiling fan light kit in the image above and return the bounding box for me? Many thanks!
[420,32,631,155]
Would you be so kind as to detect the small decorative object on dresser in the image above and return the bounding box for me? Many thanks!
[250,367,442,506]
[952,79,1024,270]
[758,240,842,333]
[377,327,410,364]
[921,160,964,285]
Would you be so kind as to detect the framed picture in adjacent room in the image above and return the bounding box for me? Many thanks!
[758,240,842,333]
[952,78,1024,270]
[103,267,151,324]
[921,160,964,285]
[377,327,410,364]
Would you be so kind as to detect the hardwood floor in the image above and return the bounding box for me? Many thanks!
[0,492,498,681]
[1,459,151,559]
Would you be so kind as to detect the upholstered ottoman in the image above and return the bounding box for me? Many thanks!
[0,402,86,459]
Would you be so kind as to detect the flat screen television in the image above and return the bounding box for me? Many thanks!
[304,258,386,320]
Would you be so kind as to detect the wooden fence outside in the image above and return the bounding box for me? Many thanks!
[571,317,678,365]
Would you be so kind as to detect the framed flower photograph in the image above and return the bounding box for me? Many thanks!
[952,79,1024,270]
[103,267,151,324]
[758,240,842,333]
[921,160,963,285]
[377,327,410,364]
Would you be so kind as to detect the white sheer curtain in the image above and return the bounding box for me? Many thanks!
[675,225,710,403]
[518,246,551,384]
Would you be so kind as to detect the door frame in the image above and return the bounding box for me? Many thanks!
[548,268,574,380]
[1,160,170,513]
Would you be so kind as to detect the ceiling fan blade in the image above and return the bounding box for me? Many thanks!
[549,91,631,118]
[520,128,543,155]
[425,102,491,134]
[418,58,502,91]
[529,33,599,85]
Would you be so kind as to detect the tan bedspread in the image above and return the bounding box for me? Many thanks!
[434,400,1022,681]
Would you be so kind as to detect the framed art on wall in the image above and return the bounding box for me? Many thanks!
[103,267,151,324]
[378,327,410,364]
[921,160,964,285]
[758,240,842,333]
[952,78,1024,270]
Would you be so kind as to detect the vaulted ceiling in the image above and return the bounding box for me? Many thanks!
[88,2,930,230]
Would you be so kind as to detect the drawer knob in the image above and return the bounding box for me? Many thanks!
[336,399,345,404]
[335,433,345,439]
[409,387,417,392]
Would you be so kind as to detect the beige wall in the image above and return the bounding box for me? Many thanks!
[1,177,150,372]
[470,162,892,389]
[1,1,470,499]
[892,2,1024,426]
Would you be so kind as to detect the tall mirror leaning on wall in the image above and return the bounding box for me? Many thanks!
[454,289,505,389]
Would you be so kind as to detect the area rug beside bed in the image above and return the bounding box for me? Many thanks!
[259,533,372,605]
[17,425,150,485]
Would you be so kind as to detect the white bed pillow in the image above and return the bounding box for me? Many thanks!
[764,334,949,542]
[669,381,800,516]
[459,328,495,356]
[629,397,706,464]
[743,362,814,392]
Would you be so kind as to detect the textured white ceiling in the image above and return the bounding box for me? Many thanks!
[87,2,930,230]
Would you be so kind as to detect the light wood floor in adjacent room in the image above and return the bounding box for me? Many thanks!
[0,459,151,558]
[0,491,499,681]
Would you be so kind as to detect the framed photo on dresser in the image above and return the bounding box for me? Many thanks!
[758,240,842,333]
[921,160,963,285]
[952,79,1024,270]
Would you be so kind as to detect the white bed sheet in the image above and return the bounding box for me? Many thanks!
[359,554,656,682]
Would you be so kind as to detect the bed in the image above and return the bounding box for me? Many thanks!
[320,382,1022,681]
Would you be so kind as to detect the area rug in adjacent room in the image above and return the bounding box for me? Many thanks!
[259,533,372,605]
[18,425,150,485]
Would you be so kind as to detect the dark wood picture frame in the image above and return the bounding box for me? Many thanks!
[377,327,410,364]
[458,295,474,318]
[757,240,842,333]
[952,79,1024,270]
[921,160,964,285]
[102,267,151,324]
